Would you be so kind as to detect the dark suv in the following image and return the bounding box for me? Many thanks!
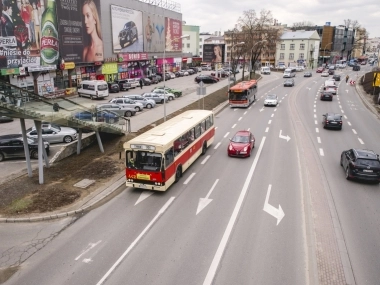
[114,79,131,91]
[0,134,50,161]
[322,113,342,130]
[340,149,380,183]
[118,21,138,48]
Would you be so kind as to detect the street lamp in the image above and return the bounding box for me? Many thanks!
[228,42,245,91]
[323,42,333,66]
[250,40,267,79]
[163,34,189,121]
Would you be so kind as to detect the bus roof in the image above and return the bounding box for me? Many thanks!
[124,110,213,151]
[229,80,257,91]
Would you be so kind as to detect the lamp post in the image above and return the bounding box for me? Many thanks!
[163,34,189,122]
[250,40,267,79]
[323,42,333,66]
[228,42,245,91]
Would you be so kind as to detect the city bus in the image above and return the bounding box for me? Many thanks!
[123,110,215,191]
[228,79,258,108]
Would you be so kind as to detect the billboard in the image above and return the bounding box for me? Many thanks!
[142,13,165,53]
[110,5,143,53]
[203,44,225,63]
[165,18,182,52]
[57,0,104,63]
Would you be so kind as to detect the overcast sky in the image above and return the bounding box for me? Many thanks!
[180,0,380,38]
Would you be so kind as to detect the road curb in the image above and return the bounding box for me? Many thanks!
[355,78,380,119]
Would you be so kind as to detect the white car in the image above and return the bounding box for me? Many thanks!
[151,89,175,101]
[168,72,176,79]
[181,70,189,76]
[264,94,278,107]
[321,71,330,77]
[295,66,305,71]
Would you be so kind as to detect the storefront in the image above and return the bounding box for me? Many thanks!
[102,62,119,82]
[118,53,150,79]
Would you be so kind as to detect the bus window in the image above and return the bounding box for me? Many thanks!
[165,147,174,168]
[195,124,201,138]
[174,137,183,156]
[200,120,206,133]
[187,128,195,143]
[206,116,213,129]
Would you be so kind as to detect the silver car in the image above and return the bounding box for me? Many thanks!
[108,97,144,111]
[27,125,78,144]
[150,89,175,101]
[97,103,137,117]
[122,95,156,109]
[142,93,169,104]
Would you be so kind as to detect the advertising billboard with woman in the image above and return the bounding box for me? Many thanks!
[203,44,225,63]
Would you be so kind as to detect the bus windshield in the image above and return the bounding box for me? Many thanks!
[126,150,163,171]
[229,90,248,100]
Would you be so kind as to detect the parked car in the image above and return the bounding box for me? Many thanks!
[97,103,137,117]
[168,72,176,79]
[316,67,324,73]
[211,69,230,78]
[142,93,169,104]
[141,78,152,86]
[122,95,156,109]
[150,89,175,100]
[147,75,161,84]
[114,79,131,91]
[73,111,119,123]
[227,130,255,158]
[263,94,278,107]
[295,66,305,71]
[322,113,342,130]
[125,78,140,89]
[340,149,380,183]
[187,69,195,75]
[321,71,330,77]
[152,86,182,97]
[304,72,312,77]
[0,134,50,161]
[181,70,189,76]
[108,97,144,111]
[194,74,219,84]
[0,115,13,123]
[277,65,286,70]
[118,21,138,48]
[353,65,361,71]
[320,91,333,101]
[107,82,120,93]
[283,78,295,87]
[26,125,77,144]
[328,69,335,75]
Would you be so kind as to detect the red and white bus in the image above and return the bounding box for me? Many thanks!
[124,110,215,191]
[228,79,258,107]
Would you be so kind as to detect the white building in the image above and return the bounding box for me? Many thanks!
[277,30,320,68]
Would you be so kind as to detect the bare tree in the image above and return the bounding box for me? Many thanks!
[343,19,368,55]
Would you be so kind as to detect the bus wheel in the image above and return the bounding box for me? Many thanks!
[201,142,207,155]
[175,166,182,183]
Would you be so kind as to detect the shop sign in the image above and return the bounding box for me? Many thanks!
[118,53,149,62]
[104,57,118,63]
[28,65,57,72]
[1,68,19,75]
[94,62,102,66]
[19,67,26,75]
[102,63,118,74]
[64,62,76,70]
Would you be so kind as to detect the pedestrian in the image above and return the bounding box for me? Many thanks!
[346,75,349,83]
[139,78,143,89]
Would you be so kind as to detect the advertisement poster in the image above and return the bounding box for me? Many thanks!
[142,13,164,53]
[203,44,225,63]
[110,5,143,53]
[165,17,182,52]
[0,0,48,68]
[57,0,103,63]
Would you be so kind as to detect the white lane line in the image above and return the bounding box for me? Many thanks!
[244,111,247,115]
[341,110,345,113]
[314,105,316,108]
[347,122,352,126]
[344,115,347,119]
[352,129,357,134]
[274,108,277,112]
[214,142,221,150]
[231,124,237,128]
[224,132,230,138]
[316,128,319,133]
[75,241,102,261]
[238,117,242,121]
[319,148,324,156]
[96,197,175,285]
[268,120,272,124]
[265,127,269,133]
[183,173,196,185]
[314,114,317,118]
[314,109,316,113]
[315,120,318,125]
[279,100,282,103]
[358,138,364,144]
[215,127,218,130]
[339,105,342,109]
[314,101,316,104]
[317,137,321,144]
[203,137,266,285]
[201,155,211,165]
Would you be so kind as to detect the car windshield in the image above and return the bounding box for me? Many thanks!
[267,95,277,99]
[327,115,341,120]
[356,159,380,167]
[232,135,250,143]
[98,84,108,91]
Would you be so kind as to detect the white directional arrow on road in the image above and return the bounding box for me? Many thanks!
[135,191,154,205]
[263,185,285,225]
[279,130,291,142]
[259,107,265,112]
[196,179,219,215]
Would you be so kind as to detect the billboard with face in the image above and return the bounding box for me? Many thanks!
[165,17,182,52]
[57,0,104,63]
[110,5,143,53]
[203,44,225,63]
[142,13,165,53]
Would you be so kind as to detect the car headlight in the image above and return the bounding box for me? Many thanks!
[243,146,248,151]
[229,145,233,150]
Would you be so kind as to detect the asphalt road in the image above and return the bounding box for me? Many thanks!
[3,66,380,285]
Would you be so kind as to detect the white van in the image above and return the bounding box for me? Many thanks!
[261,67,271,75]
[78,80,109,99]
[283,68,296,78]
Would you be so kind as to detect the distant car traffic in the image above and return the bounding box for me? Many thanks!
[152,86,182,97]
[321,71,330,77]
[320,91,333,101]
[332,74,341,81]
[340,149,380,183]
[283,78,295,87]
[227,130,255,158]
[97,103,137,117]
[264,94,278,106]
[322,113,342,129]
[316,67,324,73]
[304,72,312,77]
[26,125,77,144]
[118,21,138,48]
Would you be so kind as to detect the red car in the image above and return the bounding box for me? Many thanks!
[227,130,255,157]
[316,67,324,73]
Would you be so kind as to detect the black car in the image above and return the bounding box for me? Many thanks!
[141,78,152,86]
[328,69,335,75]
[0,134,50,161]
[304,72,312,77]
[320,91,333,101]
[322,113,342,129]
[118,21,138,48]
[114,79,132,91]
[283,79,295,87]
[340,149,380,183]
[353,65,361,71]
[194,75,219,84]
[148,75,161,84]
[332,74,341,81]
[0,115,14,123]
[107,82,120,93]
